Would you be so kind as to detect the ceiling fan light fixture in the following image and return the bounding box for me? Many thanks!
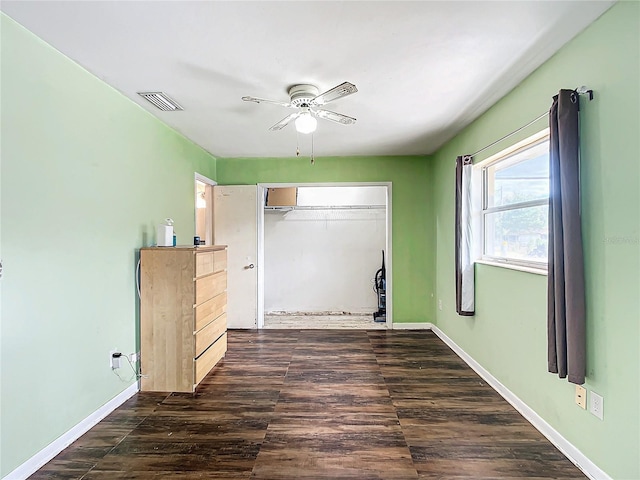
[295,110,317,134]
[243,81,356,133]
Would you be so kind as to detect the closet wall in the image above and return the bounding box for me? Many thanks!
[264,186,386,314]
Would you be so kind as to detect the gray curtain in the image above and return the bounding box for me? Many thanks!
[455,155,474,316]
[547,89,586,385]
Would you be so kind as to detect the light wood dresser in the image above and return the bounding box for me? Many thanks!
[140,245,227,392]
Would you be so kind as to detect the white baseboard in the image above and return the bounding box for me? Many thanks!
[392,322,433,330]
[4,383,139,480]
[429,325,611,480]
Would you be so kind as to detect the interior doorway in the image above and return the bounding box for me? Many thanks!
[195,173,216,245]
[257,183,392,330]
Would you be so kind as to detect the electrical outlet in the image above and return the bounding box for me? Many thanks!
[109,349,121,369]
[438,299,443,311]
[590,391,604,420]
[129,352,139,363]
[575,385,586,409]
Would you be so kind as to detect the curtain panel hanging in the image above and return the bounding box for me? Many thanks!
[547,89,586,385]
[455,155,475,316]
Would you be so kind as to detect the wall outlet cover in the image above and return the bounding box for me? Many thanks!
[111,355,121,370]
[109,348,119,369]
[590,391,604,420]
[575,385,586,409]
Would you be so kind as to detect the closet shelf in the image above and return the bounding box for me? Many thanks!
[265,205,385,212]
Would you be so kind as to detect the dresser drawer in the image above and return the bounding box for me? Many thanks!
[212,249,227,273]
[194,292,226,331]
[195,270,226,305]
[195,252,214,278]
[194,313,227,357]
[195,332,227,386]
[195,250,227,277]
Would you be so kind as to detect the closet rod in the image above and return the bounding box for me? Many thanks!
[265,205,385,211]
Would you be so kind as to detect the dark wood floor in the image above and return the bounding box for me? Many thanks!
[30,330,585,479]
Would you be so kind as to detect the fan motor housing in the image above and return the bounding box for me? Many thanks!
[288,84,319,107]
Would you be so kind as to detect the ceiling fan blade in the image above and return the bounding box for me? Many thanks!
[269,113,299,131]
[242,96,293,108]
[314,108,357,125]
[310,82,358,105]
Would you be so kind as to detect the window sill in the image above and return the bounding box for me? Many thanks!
[475,259,547,276]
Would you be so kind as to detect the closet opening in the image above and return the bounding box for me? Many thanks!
[258,183,391,329]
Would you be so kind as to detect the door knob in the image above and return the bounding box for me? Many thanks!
[245,263,255,269]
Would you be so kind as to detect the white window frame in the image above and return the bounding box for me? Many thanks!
[475,129,550,272]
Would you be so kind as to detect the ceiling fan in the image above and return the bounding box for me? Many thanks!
[242,81,358,134]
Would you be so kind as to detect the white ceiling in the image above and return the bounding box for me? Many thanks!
[2,1,613,158]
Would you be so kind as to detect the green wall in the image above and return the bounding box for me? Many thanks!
[432,3,639,478]
[216,156,435,324]
[0,15,216,476]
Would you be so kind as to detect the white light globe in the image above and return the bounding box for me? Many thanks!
[295,113,317,134]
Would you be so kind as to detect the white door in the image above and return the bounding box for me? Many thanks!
[213,185,258,329]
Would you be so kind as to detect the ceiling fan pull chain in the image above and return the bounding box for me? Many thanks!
[296,131,300,157]
[310,133,315,165]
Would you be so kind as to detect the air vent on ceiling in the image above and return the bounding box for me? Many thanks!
[137,92,183,111]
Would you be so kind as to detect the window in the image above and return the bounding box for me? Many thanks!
[479,131,550,270]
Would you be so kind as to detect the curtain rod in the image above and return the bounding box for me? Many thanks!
[469,86,594,158]
[470,112,547,157]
